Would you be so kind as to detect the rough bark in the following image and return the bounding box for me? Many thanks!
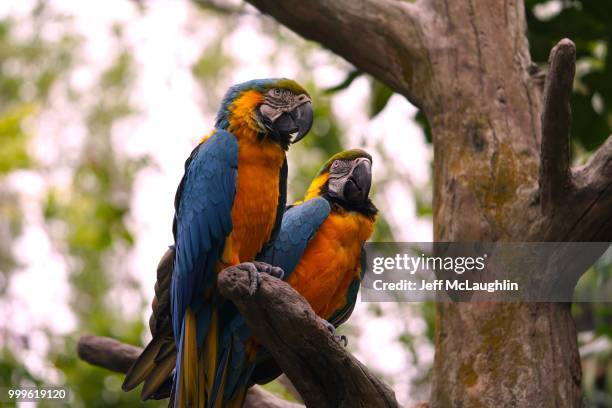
[244,0,612,406]
[539,39,575,216]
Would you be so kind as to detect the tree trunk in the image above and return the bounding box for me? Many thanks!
[425,3,579,406]
[245,0,612,406]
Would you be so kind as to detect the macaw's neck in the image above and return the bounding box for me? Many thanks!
[303,173,328,202]
[302,173,378,222]
[329,207,376,244]
[225,89,264,143]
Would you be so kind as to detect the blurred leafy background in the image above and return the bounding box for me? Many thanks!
[0,0,610,406]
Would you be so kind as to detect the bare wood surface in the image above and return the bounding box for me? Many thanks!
[540,39,576,215]
[77,335,141,374]
[567,134,612,242]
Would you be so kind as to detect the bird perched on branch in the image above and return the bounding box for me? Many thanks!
[123,149,376,406]
[263,149,377,324]
[249,148,378,384]
[122,78,313,408]
[265,149,377,322]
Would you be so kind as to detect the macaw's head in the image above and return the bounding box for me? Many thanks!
[305,149,378,219]
[216,78,313,150]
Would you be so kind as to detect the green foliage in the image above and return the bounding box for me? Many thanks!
[323,70,361,94]
[369,79,394,118]
[0,189,22,280]
[0,105,35,174]
[261,380,301,403]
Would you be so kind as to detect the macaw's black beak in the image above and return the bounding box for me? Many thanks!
[344,158,372,204]
[274,101,313,145]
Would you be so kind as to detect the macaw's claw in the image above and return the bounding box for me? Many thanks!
[233,262,285,296]
[252,261,285,280]
[319,317,348,347]
[231,262,261,296]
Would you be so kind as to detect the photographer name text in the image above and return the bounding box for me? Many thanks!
[372,279,519,292]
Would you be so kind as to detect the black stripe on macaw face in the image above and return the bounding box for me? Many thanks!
[321,157,378,219]
[257,88,313,149]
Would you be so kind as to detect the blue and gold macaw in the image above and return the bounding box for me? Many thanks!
[261,149,377,324]
[249,149,378,384]
[122,78,313,408]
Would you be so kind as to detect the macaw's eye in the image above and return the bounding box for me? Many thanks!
[273,88,281,96]
[332,160,340,169]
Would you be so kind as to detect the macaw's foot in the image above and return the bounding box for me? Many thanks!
[252,261,285,280]
[233,262,285,296]
[319,317,348,347]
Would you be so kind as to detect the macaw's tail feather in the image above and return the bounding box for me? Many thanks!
[210,346,230,408]
[148,376,173,400]
[173,309,199,408]
[123,247,177,398]
[203,309,219,402]
[172,308,225,408]
[212,334,258,408]
[122,329,177,401]
[207,342,249,408]
[225,388,248,408]
[122,333,165,391]
[141,349,177,400]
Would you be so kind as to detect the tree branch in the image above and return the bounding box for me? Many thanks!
[570,134,612,241]
[539,38,576,215]
[577,134,612,191]
[217,266,399,408]
[77,335,141,374]
[244,0,430,107]
[532,38,612,243]
[76,335,301,408]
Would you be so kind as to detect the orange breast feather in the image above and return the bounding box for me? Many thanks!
[225,90,285,263]
[287,210,374,319]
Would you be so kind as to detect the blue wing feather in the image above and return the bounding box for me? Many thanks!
[258,197,330,279]
[171,129,238,343]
